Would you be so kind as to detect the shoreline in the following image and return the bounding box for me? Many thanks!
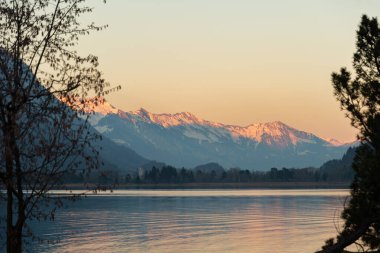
[62,181,351,190]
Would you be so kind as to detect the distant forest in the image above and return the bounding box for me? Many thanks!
[63,147,357,186]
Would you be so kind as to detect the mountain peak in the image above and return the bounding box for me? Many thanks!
[89,97,119,115]
[127,108,204,127]
[173,111,202,123]
[158,111,203,127]
[250,121,288,128]
[133,108,152,119]
[135,107,149,114]
[62,96,119,115]
[267,121,287,126]
[321,137,356,147]
[175,111,197,119]
[90,105,351,169]
[90,102,346,147]
[225,120,306,146]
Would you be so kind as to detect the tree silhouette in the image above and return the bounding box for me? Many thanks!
[0,0,118,252]
[317,15,380,253]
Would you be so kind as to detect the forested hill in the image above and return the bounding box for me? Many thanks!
[63,147,358,185]
[319,147,356,181]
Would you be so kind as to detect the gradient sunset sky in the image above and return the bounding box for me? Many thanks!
[77,0,380,142]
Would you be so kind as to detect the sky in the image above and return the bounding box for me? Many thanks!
[77,0,380,142]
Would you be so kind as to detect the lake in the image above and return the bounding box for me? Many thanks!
[24,189,349,253]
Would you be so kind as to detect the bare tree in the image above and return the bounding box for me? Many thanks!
[0,0,118,252]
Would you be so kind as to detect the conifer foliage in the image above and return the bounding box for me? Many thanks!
[317,15,380,253]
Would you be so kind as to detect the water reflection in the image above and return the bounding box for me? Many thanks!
[27,189,348,253]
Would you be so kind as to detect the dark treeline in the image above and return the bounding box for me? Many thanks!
[124,165,349,184]
[63,147,357,185]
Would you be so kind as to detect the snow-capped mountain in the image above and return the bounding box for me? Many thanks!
[88,99,353,170]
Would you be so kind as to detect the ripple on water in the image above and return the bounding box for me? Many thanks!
[26,189,348,253]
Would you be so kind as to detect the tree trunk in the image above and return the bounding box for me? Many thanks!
[5,130,15,253]
[6,189,14,253]
[5,121,24,253]
[14,225,23,253]
[7,225,23,253]
[315,221,372,253]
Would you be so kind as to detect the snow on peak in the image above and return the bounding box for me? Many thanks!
[124,108,335,145]
[89,101,345,146]
[322,137,350,147]
[225,121,309,145]
[133,108,153,120]
[128,108,206,127]
[88,97,119,115]
[61,96,118,115]
[324,138,341,146]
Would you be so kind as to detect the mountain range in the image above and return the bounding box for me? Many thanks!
[88,98,353,170]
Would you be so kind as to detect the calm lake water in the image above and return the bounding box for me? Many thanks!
[23,189,349,253]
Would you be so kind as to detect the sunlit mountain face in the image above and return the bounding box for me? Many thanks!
[87,98,353,170]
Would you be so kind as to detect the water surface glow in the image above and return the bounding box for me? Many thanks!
[28,189,348,253]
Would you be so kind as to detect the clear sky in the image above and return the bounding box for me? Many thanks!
[77,0,380,142]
